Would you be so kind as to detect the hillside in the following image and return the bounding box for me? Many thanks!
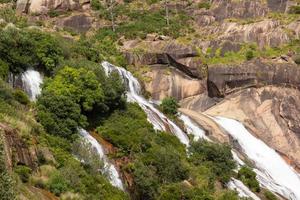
[1,0,300,200]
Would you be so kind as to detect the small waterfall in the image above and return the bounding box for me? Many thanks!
[228,178,261,200]
[79,129,124,190]
[178,114,209,141]
[21,69,43,101]
[102,61,189,146]
[214,117,300,200]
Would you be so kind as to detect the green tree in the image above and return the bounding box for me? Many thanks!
[43,67,104,111]
[37,93,87,139]
[189,140,236,183]
[160,97,179,116]
[238,166,260,192]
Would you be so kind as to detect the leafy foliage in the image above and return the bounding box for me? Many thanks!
[188,140,236,183]
[160,97,179,116]
[238,166,260,192]
[0,28,62,74]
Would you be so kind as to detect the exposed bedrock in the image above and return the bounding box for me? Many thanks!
[0,123,38,170]
[143,65,206,101]
[123,40,207,79]
[207,59,300,98]
[201,86,300,171]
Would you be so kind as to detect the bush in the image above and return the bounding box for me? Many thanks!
[238,166,260,192]
[289,5,300,14]
[13,89,30,105]
[0,28,62,74]
[0,59,9,80]
[37,94,87,140]
[160,97,179,116]
[198,2,211,10]
[15,165,32,183]
[48,171,69,196]
[246,50,254,60]
[189,140,236,183]
[264,190,278,200]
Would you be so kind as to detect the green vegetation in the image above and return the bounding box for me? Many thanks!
[15,165,32,183]
[198,2,211,10]
[289,5,300,14]
[264,190,278,200]
[238,166,260,192]
[189,140,236,183]
[160,97,179,116]
[0,27,62,74]
[98,104,238,199]
[0,133,16,200]
[13,89,30,105]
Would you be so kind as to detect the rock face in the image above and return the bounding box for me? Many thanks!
[203,86,300,171]
[143,65,206,101]
[16,0,88,14]
[124,40,207,79]
[56,14,93,33]
[0,123,37,170]
[207,59,300,97]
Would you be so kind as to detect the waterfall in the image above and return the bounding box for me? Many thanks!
[102,61,263,199]
[228,178,261,200]
[214,117,300,200]
[178,114,209,141]
[102,61,189,146]
[79,129,124,190]
[21,69,43,101]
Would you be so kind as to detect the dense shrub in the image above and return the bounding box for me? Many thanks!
[264,190,278,200]
[0,28,62,74]
[13,89,30,105]
[160,97,179,116]
[0,59,9,80]
[15,165,32,183]
[198,2,211,10]
[157,183,214,200]
[37,93,87,139]
[238,166,260,192]
[188,140,236,183]
[246,50,254,60]
[289,5,300,14]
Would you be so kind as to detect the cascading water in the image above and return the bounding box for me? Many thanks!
[228,178,261,200]
[214,117,300,200]
[178,114,209,141]
[102,61,189,146]
[79,129,124,190]
[102,61,264,199]
[21,69,43,101]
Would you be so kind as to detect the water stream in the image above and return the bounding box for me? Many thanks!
[214,117,300,200]
[79,129,124,190]
[102,61,189,146]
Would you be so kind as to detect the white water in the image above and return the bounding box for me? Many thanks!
[79,129,124,190]
[178,114,208,141]
[102,61,189,146]
[228,178,261,200]
[21,69,43,101]
[214,117,300,200]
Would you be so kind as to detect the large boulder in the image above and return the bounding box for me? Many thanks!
[16,0,89,14]
[56,14,93,33]
[143,65,206,101]
[124,40,207,78]
[207,59,300,97]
